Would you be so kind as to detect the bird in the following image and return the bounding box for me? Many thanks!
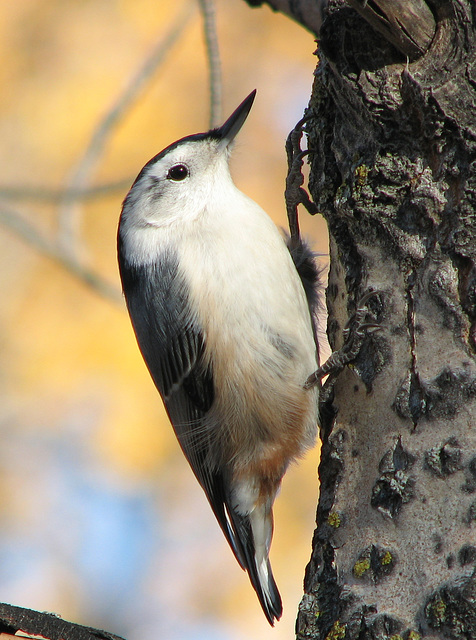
[117,90,320,625]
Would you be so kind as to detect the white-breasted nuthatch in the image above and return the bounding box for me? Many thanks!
[117,91,320,624]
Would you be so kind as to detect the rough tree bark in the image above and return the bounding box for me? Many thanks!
[247,0,476,638]
[0,604,125,640]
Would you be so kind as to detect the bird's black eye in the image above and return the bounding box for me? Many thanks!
[167,164,189,181]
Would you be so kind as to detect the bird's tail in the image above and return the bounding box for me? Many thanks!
[226,499,282,625]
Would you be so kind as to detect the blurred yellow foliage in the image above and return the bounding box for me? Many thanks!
[0,1,327,639]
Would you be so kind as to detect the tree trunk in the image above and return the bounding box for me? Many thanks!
[277,1,476,638]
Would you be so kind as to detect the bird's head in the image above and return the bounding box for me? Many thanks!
[120,90,256,232]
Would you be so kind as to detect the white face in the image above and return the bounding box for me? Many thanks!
[120,137,233,233]
[119,92,256,265]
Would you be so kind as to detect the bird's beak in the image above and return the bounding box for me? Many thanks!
[216,90,256,152]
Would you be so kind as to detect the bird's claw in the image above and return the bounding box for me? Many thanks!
[285,116,318,247]
[305,290,383,389]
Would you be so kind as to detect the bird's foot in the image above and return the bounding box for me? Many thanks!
[305,290,383,390]
[285,115,318,247]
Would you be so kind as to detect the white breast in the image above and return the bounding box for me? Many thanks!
[176,183,318,468]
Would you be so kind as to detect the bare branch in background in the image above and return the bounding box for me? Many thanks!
[57,2,195,256]
[0,179,132,204]
[0,203,122,304]
[198,0,222,127]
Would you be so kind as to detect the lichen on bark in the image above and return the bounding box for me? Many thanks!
[296,1,476,638]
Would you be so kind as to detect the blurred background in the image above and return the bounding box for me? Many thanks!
[0,1,329,639]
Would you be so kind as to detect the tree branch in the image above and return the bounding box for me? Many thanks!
[0,179,132,204]
[347,0,436,59]
[0,203,122,304]
[198,0,223,127]
[242,0,326,35]
[242,0,436,58]
[0,603,125,640]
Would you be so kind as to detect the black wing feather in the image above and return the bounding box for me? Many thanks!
[118,244,246,566]
[226,506,282,623]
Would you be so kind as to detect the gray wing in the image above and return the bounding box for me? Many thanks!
[119,244,285,623]
[118,246,246,563]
